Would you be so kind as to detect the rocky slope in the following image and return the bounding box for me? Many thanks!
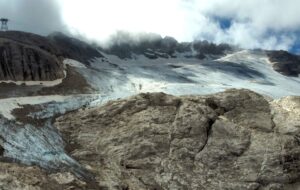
[0,30,299,190]
[0,37,64,81]
[0,31,102,82]
[3,89,296,190]
[0,89,299,189]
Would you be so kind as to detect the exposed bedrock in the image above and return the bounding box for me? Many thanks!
[51,89,300,190]
[0,89,299,189]
[267,50,300,77]
[0,31,103,82]
[0,89,300,190]
[0,39,64,81]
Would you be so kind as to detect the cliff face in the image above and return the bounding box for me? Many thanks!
[0,38,64,81]
[0,31,102,82]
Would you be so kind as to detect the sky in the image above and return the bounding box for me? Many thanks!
[0,0,300,53]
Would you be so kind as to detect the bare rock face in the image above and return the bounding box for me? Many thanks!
[0,162,90,190]
[0,31,102,82]
[271,96,300,135]
[51,89,300,190]
[267,50,300,77]
[0,38,64,81]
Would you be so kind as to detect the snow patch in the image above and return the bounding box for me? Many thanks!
[0,95,71,120]
[0,75,65,87]
[64,59,87,68]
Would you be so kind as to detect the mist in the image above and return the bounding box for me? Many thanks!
[1,0,300,52]
[0,0,66,35]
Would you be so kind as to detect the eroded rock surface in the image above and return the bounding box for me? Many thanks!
[0,162,91,190]
[0,31,103,82]
[50,89,300,190]
[267,50,300,77]
[0,38,64,81]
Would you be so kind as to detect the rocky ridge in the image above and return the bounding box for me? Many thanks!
[0,89,299,189]
[0,31,102,82]
[0,37,64,81]
[101,33,232,60]
[0,89,292,189]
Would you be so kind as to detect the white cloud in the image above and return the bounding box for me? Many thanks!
[181,0,300,50]
[59,0,300,50]
[60,0,190,42]
[1,0,299,50]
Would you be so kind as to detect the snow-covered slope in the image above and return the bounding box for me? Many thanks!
[78,50,300,101]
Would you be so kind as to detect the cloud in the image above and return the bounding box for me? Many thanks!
[0,0,66,35]
[59,0,191,43]
[58,0,300,51]
[186,0,300,50]
[1,0,299,51]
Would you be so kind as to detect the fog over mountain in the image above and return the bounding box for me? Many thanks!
[0,0,66,35]
[1,0,300,53]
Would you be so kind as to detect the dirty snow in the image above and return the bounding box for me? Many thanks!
[83,50,300,100]
[0,94,98,120]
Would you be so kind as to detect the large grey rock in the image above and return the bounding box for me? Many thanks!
[271,96,300,135]
[52,89,300,190]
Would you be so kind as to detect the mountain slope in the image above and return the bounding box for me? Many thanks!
[0,31,102,83]
[0,31,299,189]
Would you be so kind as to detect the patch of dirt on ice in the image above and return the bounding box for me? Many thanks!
[37,66,95,95]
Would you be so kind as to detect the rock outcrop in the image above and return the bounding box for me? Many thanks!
[49,89,300,190]
[0,38,64,81]
[0,31,102,82]
[0,89,299,189]
[267,50,300,77]
[0,162,91,190]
